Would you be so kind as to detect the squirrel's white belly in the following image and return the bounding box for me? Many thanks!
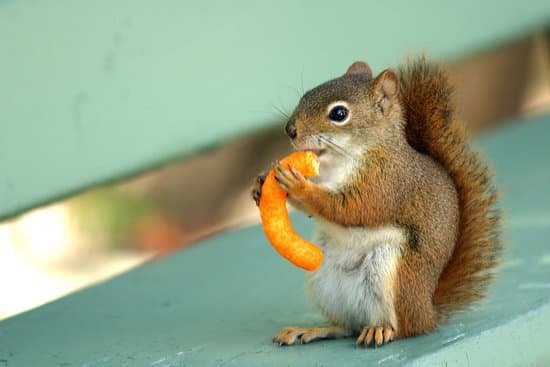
[306,222,404,332]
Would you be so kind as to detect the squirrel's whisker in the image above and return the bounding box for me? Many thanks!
[272,104,290,120]
[318,136,354,158]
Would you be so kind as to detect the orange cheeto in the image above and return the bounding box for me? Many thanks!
[259,151,323,271]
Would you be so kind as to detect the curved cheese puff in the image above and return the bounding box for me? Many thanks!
[259,151,323,271]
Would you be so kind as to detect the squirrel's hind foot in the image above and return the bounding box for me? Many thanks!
[356,326,394,348]
[272,326,351,346]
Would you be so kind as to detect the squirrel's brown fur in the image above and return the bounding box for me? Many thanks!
[252,57,502,346]
[399,57,502,320]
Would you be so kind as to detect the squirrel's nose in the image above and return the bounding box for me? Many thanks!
[285,120,297,139]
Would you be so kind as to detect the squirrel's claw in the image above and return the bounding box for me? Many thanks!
[251,173,267,206]
[356,326,394,348]
[274,164,308,196]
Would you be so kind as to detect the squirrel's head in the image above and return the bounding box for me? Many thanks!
[286,61,405,160]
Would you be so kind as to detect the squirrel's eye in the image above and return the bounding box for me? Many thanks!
[328,104,350,125]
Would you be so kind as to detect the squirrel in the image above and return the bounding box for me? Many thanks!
[251,57,502,347]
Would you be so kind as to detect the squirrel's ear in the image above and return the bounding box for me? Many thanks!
[346,61,372,78]
[373,69,399,115]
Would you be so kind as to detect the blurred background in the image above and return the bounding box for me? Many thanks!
[0,3,549,321]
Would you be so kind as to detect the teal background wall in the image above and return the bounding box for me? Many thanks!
[1,0,549,219]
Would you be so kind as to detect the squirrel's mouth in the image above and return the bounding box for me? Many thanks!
[304,148,326,157]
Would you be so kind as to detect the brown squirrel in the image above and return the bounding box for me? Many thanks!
[251,57,501,347]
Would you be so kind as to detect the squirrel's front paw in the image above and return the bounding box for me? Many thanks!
[250,173,267,206]
[274,164,310,200]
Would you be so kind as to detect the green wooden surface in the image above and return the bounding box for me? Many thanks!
[1,1,550,220]
[0,115,549,366]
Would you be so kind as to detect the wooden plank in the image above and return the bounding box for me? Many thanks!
[0,114,549,366]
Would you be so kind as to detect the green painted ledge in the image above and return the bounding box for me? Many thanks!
[1,0,550,220]
[0,115,549,366]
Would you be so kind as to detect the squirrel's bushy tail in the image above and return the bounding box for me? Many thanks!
[398,57,502,320]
